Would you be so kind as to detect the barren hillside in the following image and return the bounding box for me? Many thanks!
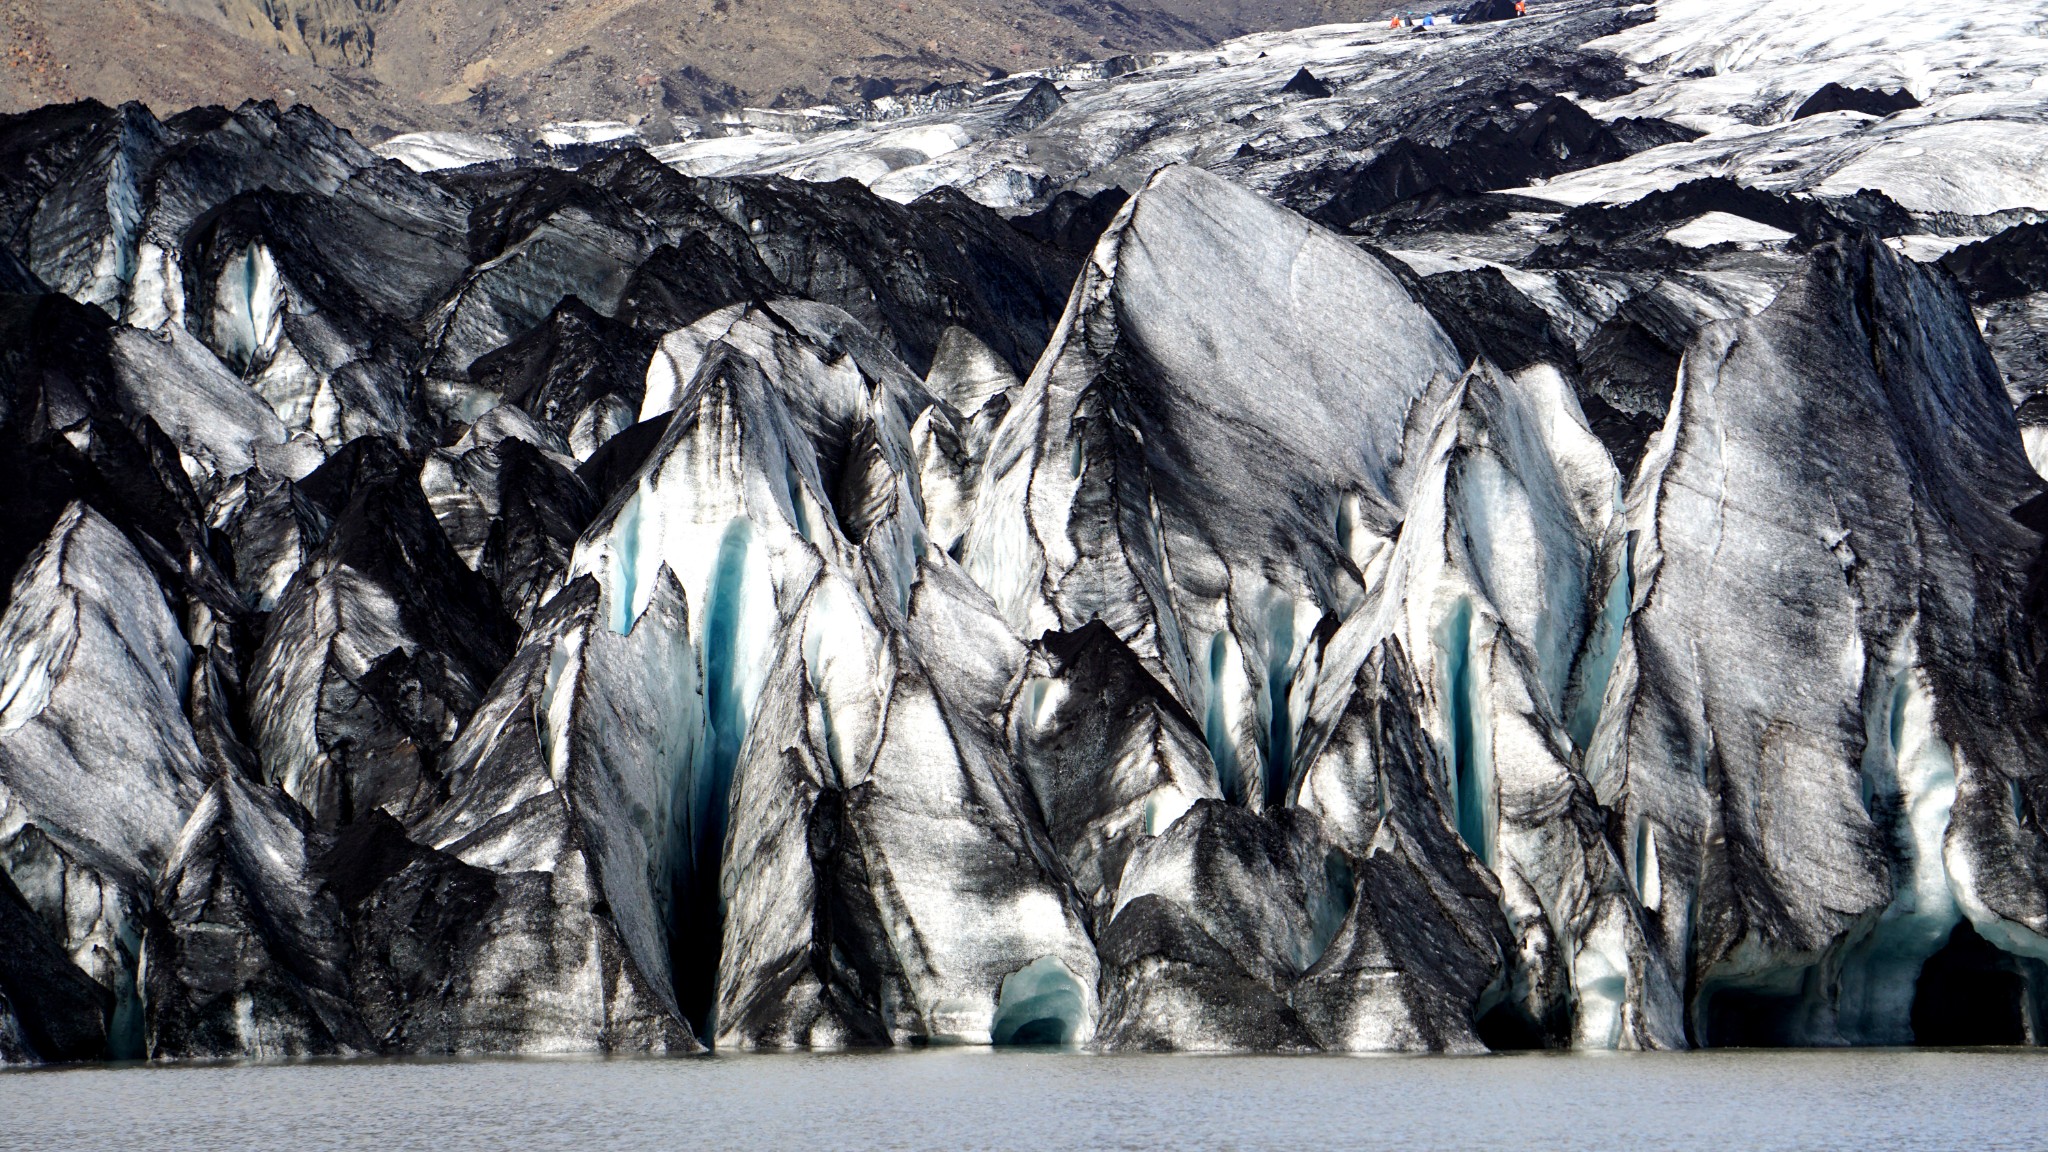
[2,0,1384,137]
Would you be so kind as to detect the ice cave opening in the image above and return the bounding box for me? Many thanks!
[1698,983,1815,1049]
[989,957,1087,1047]
[1475,998,1554,1052]
[1909,921,2034,1046]
[1696,922,2043,1049]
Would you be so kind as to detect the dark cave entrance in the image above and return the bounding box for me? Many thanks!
[1910,921,2028,1047]
[1475,1000,1553,1051]
[1699,987,1808,1048]
[1697,920,2039,1048]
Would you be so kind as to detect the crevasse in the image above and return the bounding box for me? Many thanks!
[215,243,282,372]
[692,518,759,895]
[1435,597,1497,868]
[1835,649,1960,1045]
[1568,536,1633,752]
[1200,631,1249,804]
[1253,594,1316,811]
[605,485,654,635]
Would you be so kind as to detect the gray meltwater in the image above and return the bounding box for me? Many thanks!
[2,1050,2043,1151]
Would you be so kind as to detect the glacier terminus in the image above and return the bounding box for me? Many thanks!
[3,0,2048,1063]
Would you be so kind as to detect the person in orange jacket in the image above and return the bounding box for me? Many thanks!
[1515,0,1527,14]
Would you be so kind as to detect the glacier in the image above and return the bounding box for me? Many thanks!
[2,0,2047,1062]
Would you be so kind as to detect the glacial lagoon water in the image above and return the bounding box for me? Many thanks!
[2,1049,2044,1151]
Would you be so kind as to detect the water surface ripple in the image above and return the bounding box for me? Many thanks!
[3,1049,2043,1151]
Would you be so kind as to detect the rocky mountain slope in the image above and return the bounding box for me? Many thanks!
[1,0,1385,138]
[3,0,2048,1062]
